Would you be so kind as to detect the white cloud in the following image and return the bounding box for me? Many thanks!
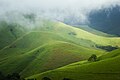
[0,0,120,23]
[0,0,120,10]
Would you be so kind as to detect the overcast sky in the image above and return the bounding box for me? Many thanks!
[0,0,120,24]
[0,0,120,11]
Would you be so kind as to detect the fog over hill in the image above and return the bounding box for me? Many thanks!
[0,0,120,26]
[0,1,120,79]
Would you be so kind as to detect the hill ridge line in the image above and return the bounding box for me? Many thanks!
[0,31,59,52]
[27,53,120,79]
[0,32,30,51]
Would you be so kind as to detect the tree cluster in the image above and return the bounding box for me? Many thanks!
[96,45,118,51]
[0,72,24,80]
[88,54,97,62]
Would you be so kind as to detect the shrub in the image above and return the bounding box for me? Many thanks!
[0,72,25,80]
[88,54,97,62]
[68,32,76,35]
[96,45,118,51]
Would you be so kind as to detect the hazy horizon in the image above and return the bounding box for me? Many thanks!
[0,0,120,24]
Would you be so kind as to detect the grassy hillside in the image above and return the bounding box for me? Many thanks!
[0,21,27,49]
[98,49,120,60]
[0,31,103,77]
[28,49,120,80]
[0,20,120,78]
[34,20,120,46]
[73,25,115,37]
[55,22,120,46]
[20,41,102,77]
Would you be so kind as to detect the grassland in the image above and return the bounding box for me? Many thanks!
[0,21,27,49]
[73,25,115,37]
[28,49,120,80]
[0,31,103,77]
[0,20,120,79]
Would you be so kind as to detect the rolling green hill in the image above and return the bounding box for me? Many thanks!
[34,20,120,47]
[98,49,120,60]
[28,49,120,80]
[0,21,27,49]
[55,22,120,46]
[0,31,103,77]
[73,25,115,37]
[0,20,120,78]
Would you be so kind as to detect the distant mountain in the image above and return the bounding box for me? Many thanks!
[88,5,120,36]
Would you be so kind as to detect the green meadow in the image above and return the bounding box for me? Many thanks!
[0,20,120,80]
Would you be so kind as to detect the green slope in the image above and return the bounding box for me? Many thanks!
[0,20,120,78]
[74,25,115,37]
[98,49,120,60]
[20,41,102,77]
[0,21,27,49]
[0,31,103,77]
[34,20,120,47]
[29,50,120,80]
[55,22,120,46]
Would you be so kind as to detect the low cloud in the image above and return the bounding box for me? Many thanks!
[0,0,120,24]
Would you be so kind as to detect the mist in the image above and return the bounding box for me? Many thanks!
[0,0,120,25]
